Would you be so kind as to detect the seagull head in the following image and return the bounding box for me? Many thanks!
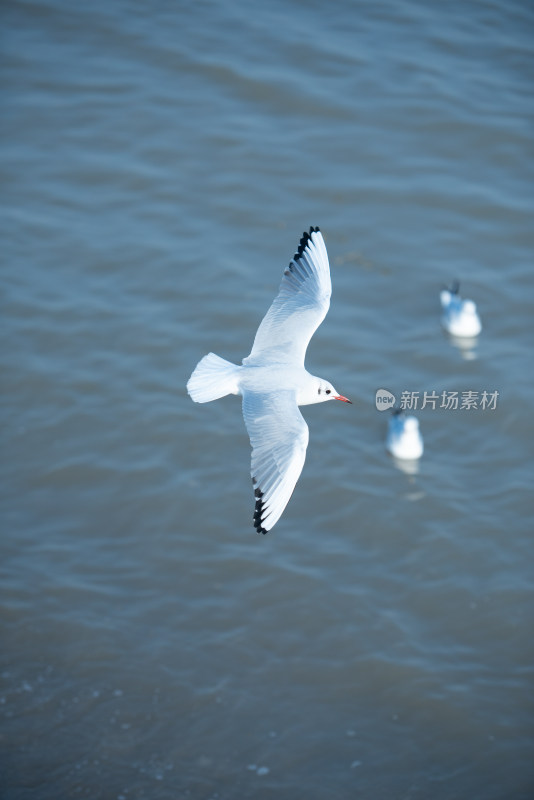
[462,299,477,315]
[298,377,352,406]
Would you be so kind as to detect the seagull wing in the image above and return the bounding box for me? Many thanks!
[242,390,309,533]
[243,227,331,367]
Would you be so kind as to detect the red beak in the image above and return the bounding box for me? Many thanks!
[335,395,352,404]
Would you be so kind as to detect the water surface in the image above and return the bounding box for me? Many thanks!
[2,1,534,797]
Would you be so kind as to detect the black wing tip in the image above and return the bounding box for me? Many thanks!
[254,504,268,534]
[444,280,460,294]
[255,523,268,535]
[252,478,269,534]
[293,226,320,262]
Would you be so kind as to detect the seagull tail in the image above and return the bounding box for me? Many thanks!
[187,353,240,403]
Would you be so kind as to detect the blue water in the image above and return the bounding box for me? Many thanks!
[2,1,534,797]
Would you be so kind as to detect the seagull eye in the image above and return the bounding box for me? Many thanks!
[326,389,331,395]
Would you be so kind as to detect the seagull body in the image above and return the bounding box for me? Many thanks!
[187,227,351,534]
[440,281,482,337]
[386,409,424,461]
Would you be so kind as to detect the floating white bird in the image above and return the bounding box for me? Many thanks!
[440,281,482,337]
[386,409,424,461]
[187,227,351,534]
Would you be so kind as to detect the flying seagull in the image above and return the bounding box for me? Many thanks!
[187,227,351,534]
